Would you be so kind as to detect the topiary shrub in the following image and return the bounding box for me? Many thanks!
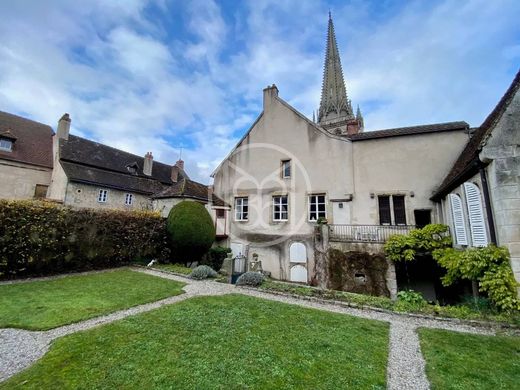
[236,272,264,287]
[166,201,216,265]
[190,265,217,280]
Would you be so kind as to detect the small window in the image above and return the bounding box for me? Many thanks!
[97,189,108,203]
[0,138,13,152]
[309,194,326,221]
[216,209,225,218]
[125,193,133,206]
[273,195,288,221]
[281,160,291,178]
[378,195,406,225]
[34,184,48,199]
[235,197,248,221]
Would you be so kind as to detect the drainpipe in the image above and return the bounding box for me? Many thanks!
[479,166,497,245]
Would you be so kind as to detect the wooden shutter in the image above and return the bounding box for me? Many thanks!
[463,182,488,247]
[393,195,406,225]
[378,196,391,225]
[449,194,468,245]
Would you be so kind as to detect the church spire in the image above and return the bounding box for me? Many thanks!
[318,12,353,124]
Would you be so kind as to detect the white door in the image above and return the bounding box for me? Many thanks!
[332,202,350,224]
[290,265,308,283]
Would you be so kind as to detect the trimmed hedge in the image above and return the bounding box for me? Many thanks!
[0,200,170,279]
[201,246,232,270]
[166,201,215,264]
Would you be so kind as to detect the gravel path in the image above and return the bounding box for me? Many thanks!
[0,267,501,388]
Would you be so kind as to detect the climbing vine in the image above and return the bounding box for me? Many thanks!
[433,246,520,312]
[384,224,452,262]
[384,224,519,312]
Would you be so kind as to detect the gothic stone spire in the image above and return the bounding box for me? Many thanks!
[318,13,353,124]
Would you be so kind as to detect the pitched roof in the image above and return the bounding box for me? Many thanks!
[153,178,227,206]
[0,111,53,168]
[431,69,520,200]
[60,135,187,184]
[349,121,469,141]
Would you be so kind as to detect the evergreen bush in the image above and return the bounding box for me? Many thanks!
[189,265,217,280]
[201,246,232,270]
[236,272,264,287]
[166,201,215,265]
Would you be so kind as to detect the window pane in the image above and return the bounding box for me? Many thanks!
[378,196,391,225]
[393,196,406,225]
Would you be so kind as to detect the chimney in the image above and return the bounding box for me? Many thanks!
[143,152,153,176]
[171,165,179,182]
[175,159,184,170]
[263,84,279,112]
[57,113,71,140]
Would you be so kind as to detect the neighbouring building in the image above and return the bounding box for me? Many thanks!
[212,13,519,297]
[0,111,53,199]
[432,70,520,291]
[0,113,229,238]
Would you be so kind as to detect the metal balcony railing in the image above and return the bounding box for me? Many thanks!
[328,224,416,243]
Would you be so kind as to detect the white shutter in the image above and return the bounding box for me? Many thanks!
[449,194,468,245]
[463,182,488,247]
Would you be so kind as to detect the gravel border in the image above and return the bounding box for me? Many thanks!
[0,267,513,388]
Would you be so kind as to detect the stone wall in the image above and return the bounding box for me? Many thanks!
[64,182,152,210]
[0,159,51,199]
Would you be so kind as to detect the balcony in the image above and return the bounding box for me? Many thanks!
[328,224,416,244]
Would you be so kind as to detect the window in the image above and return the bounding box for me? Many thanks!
[273,195,288,221]
[378,195,406,225]
[34,184,48,199]
[125,193,133,206]
[309,194,326,221]
[281,160,291,178]
[216,208,225,218]
[0,138,12,152]
[463,182,488,247]
[449,193,468,245]
[378,196,392,225]
[97,189,108,203]
[235,197,248,221]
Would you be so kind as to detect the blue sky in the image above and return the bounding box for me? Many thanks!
[0,0,519,182]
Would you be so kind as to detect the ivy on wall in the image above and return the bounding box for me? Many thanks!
[384,224,519,312]
[0,200,170,279]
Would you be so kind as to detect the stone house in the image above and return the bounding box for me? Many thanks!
[0,111,53,199]
[0,112,229,238]
[211,14,519,296]
[431,70,520,289]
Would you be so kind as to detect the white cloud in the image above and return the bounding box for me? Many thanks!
[0,0,518,183]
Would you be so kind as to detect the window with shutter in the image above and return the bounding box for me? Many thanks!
[393,195,406,225]
[449,193,468,245]
[463,182,488,247]
[378,196,391,225]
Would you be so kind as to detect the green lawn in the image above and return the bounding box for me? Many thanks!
[1,295,389,389]
[419,328,520,390]
[0,269,185,330]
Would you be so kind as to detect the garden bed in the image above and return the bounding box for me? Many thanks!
[258,280,520,327]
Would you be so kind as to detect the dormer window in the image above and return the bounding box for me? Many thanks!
[126,162,139,175]
[0,138,13,152]
[0,130,16,152]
